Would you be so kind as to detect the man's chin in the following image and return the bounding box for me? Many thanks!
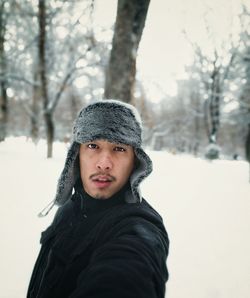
[92,192,112,200]
[94,196,111,200]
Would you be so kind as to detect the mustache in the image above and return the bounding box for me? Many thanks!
[89,173,116,181]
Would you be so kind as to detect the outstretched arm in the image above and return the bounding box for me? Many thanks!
[70,223,169,298]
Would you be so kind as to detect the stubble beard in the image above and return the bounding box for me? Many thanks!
[93,193,110,200]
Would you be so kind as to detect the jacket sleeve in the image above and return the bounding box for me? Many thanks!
[69,221,169,298]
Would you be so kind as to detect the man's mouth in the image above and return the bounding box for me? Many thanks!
[91,175,115,188]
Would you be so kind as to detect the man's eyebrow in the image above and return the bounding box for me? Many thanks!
[114,143,130,147]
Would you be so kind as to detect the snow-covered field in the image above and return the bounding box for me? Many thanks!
[0,137,250,298]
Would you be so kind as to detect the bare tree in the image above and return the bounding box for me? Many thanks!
[0,1,8,141]
[184,40,237,159]
[38,0,53,157]
[238,4,250,177]
[31,60,41,143]
[36,0,108,157]
[104,0,150,103]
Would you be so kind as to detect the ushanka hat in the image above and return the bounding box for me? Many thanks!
[39,99,152,217]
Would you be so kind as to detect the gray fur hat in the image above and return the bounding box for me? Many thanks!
[39,99,152,216]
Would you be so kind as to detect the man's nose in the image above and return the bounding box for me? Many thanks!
[96,153,113,171]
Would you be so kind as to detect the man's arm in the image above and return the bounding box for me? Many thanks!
[70,222,169,298]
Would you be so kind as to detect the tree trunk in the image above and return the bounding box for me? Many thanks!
[0,78,7,142]
[209,70,221,144]
[245,122,250,183]
[104,0,150,103]
[38,0,54,157]
[246,123,250,161]
[44,111,54,158]
[31,63,40,143]
[0,1,8,142]
[204,65,221,145]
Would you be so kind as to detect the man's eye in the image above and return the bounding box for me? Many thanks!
[114,146,126,152]
[87,143,98,149]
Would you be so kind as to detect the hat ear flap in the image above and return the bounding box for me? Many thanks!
[126,148,153,203]
[55,142,80,206]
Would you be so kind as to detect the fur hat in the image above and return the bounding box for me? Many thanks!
[39,99,152,216]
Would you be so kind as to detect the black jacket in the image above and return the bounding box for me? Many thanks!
[27,190,169,298]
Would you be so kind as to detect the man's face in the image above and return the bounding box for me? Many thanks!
[79,139,135,199]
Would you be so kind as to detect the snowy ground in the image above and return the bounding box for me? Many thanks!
[0,137,250,298]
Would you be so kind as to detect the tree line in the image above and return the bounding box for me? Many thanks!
[0,0,249,164]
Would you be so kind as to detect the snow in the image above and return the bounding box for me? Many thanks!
[0,137,250,298]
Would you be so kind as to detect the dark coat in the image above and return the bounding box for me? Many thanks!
[27,191,169,298]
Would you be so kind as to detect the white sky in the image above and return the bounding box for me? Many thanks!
[94,0,248,97]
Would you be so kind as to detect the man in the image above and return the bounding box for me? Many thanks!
[27,99,169,298]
